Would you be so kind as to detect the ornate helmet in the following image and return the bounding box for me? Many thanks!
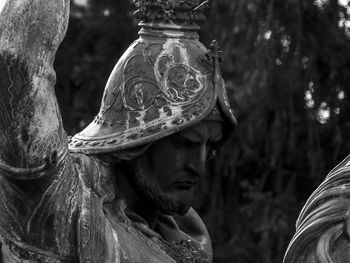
[69,0,237,154]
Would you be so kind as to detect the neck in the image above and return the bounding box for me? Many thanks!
[116,163,160,229]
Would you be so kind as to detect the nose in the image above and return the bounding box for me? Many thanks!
[185,143,207,178]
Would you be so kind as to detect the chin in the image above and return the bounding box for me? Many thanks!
[160,194,192,215]
[158,200,191,216]
[130,166,193,215]
[156,192,192,216]
[176,203,192,215]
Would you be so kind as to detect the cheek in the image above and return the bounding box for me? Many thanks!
[151,142,186,168]
[149,148,187,186]
[167,150,185,167]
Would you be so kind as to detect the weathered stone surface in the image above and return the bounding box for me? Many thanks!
[0,1,235,262]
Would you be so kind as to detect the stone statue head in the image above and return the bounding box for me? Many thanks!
[68,0,237,216]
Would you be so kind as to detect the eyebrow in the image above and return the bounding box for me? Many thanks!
[175,131,202,143]
[180,128,223,143]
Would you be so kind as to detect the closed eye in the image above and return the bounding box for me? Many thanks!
[170,134,190,148]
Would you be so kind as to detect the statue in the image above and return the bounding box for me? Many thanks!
[0,0,237,262]
[284,159,350,262]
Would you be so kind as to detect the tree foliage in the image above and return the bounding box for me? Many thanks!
[54,0,350,262]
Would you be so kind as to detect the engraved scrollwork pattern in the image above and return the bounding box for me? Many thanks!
[123,77,159,111]
[164,65,201,103]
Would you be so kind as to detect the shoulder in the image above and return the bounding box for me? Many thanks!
[70,152,116,202]
[173,208,211,246]
[157,208,213,262]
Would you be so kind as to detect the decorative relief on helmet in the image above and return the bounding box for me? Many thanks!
[155,43,205,104]
[121,51,161,113]
[100,40,207,120]
[123,77,158,111]
[164,65,200,102]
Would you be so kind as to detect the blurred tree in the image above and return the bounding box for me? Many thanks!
[54,0,350,262]
[55,0,137,134]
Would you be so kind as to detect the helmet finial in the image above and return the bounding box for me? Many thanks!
[133,0,209,25]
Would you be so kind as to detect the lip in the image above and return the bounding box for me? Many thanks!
[171,180,198,190]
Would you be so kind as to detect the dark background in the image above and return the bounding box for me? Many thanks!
[54,0,350,262]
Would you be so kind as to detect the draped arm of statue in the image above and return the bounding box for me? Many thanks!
[0,0,237,262]
[0,0,79,261]
[284,161,350,262]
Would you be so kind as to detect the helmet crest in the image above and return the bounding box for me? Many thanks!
[133,0,209,24]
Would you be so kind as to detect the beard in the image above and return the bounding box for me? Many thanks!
[128,164,191,216]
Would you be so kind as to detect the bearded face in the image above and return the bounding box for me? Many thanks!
[131,164,191,215]
[128,121,224,216]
